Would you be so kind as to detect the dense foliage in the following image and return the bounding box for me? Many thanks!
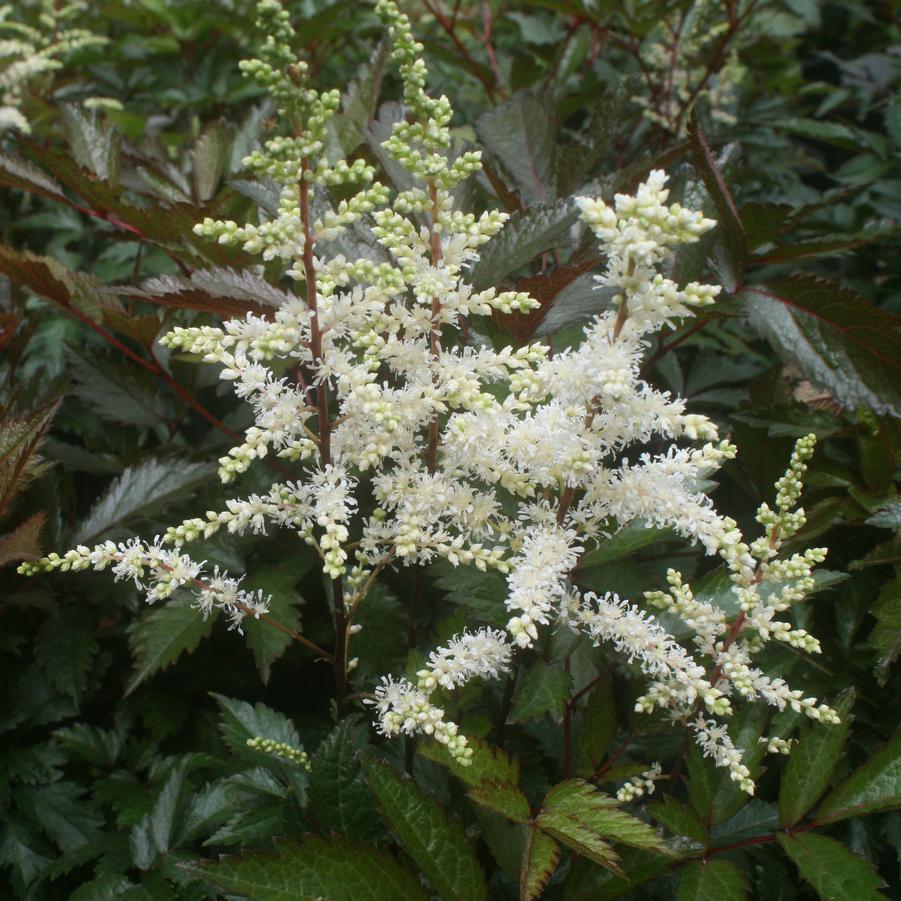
[1,1,899,899]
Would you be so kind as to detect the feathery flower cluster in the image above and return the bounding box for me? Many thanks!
[20,0,836,785]
[0,2,106,134]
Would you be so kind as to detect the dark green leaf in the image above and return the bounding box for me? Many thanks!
[130,763,189,870]
[779,688,855,827]
[776,832,885,901]
[35,609,98,704]
[308,720,382,841]
[476,90,556,205]
[468,781,531,823]
[577,674,616,776]
[677,859,748,901]
[509,660,571,723]
[74,456,213,543]
[126,599,217,694]
[471,199,578,290]
[364,759,487,901]
[194,835,427,900]
[742,277,901,417]
[521,825,560,901]
[647,797,708,844]
[817,733,901,824]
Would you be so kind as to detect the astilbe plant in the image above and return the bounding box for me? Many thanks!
[20,0,837,810]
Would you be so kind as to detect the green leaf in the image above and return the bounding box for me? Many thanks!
[34,608,99,704]
[710,800,777,846]
[578,522,680,570]
[212,693,300,756]
[472,198,578,290]
[776,832,885,901]
[74,456,213,543]
[130,763,189,870]
[779,689,855,827]
[469,781,531,823]
[521,825,560,901]
[334,38,390,154]
[0,820,52,893]
[363,759,487,901]
[192,121,229,203]
[68,345,167,428]
[242,564,307,683]
[18,782,103,854]
[869,578,901,670]
[126,598,217,694]
[195,835,427,900]
[647,797,708,844]
[476,90,556,205]
[308,720,382,841]
[348,582,407,679]
[688,119,747,289]
[577,674,616,776]
[677,859,748,901]
[742,277,901,417]
[428,560,507,627]
[509,660,572,723]
[62,105,121,183]
[538,779,667,868]
[419,735,520,788]
[816,733,901,824]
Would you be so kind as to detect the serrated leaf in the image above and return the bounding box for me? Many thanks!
[0,245,107,322]
[539,780,667,856]
[364,759,487,901]
[677,859,748,900]
[130,763,190,870]
[68,345,166,428]
[308,720,381,841]
[476,90,556,205]
[776,832,885,901]
[521,825,560,901]
[242,565,306,683]
[55,723,125,768]
[18,781,103,853]
[779,688,855,827]
[228,100,274,175]
[647,797,708,844]
[710,800,777,846]
[348,582,407,679]
[743,277,901,416]
[468,780,531,823]
[34,609,98,704]
[816,733,901,824]
[0,820,52,893]
[126,599,217,694]
[334,39,390,154]
[509,660,571,723]
[0,511,45,566]
[192,121,229,203]
[578,522,681,570]
[577,675,616,776]
[115,267,293,318]
[869,578,901,669]
[74,456,213,543]
[0,151,67,202]
[419,735,520,788]
[194,835,427,900]
[688,119,747,289]
[471,199,577,290]
[62,106,121,183]
[212,693,300,755]
[0,398,59,516]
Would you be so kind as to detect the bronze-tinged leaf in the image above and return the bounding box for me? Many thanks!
[0,512,46,567]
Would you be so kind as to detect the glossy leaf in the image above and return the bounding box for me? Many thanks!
[509,660,572,722]
[364,759,487,901]
[521,825,560,901]
[126,599,217,694]
[194,835,427,901]
[677,859,748,901]
[743,277,901,417]
[816,733,901,824]
[779,688,855,827]
[777,832,885,901]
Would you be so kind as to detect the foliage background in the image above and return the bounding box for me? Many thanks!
[0,0,899,898]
